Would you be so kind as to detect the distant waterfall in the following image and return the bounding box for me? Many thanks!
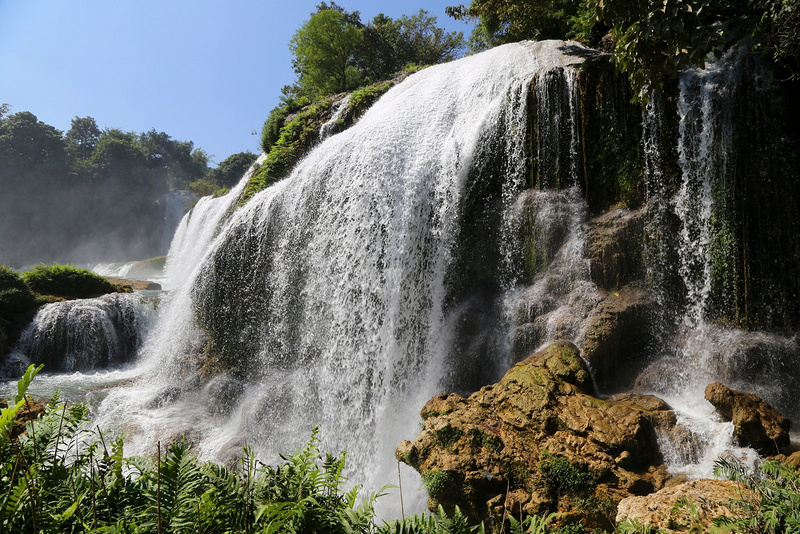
[10,293,157,373]
[94,41,595,513]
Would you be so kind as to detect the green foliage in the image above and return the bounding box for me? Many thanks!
[356,10,465,83]
[290,8,364,96]
[207,151,259,189]
[0,266,36,314]
[509,512,559,534]
[615,518,667,534]
[713,456,800,532]
[446,0,800,97]
[22,263,118,299]
[538,453,596,498]
[379,505,485,534]
[348,80,395,118]
[243,101,332,202]
[446,0,579,51]
[421,469,464,500]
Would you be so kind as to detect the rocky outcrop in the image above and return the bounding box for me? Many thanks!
[588,208,645,290]
[397,341,676,530]
[580,286,654,390]
[704,382,791,455]
[106,277,162,291]
[616,479,747,532]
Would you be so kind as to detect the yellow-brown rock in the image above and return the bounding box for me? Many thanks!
[616,479,748,532]
[397,341,677,530]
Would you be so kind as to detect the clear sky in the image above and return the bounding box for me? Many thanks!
[0,0,473,166]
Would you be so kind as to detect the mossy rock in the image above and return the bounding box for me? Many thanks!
[0,266,36,313]
[22,264,120,299]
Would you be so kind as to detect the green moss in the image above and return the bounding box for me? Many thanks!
[538,453,596,498]
[467,428,503,453]
[22,264,119,299]
[435,425,464,450]
[347,80,393,119]
[241,101,333,203]
[576,58,645,213]
[0,266,36,313]
[421,470,463,500]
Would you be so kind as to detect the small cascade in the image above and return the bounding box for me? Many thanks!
[636,48,800,475]
[93,261,139,279]
[157,190,197,254]
[531,66,582,189]
[509,186,600,358]
[319,94,351,139]
[8,293,157,373]
[163,155,264,290]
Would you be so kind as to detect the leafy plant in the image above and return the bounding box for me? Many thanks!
[713,456,800,533]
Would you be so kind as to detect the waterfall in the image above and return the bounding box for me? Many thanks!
[636,48,800,474]
[8,293,157,374]
[319,94,351,140]
[92,41,596,514]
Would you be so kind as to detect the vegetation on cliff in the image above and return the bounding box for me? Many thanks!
[447,0,800,97]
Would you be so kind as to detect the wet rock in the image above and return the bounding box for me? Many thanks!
[588,208,645,290]
[704,382,791,455]
[616,479,746,532]
[106,277,162,291]
[580,286,655,390]
[397,341,676,530]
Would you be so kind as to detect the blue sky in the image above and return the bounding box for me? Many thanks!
[0,0,473,165]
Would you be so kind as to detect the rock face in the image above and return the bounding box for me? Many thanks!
[106,277,162,291]
[588,208,645,290]
[704,382,792,455]
[580,286,655,391]
[397,342,676,530]
[616,479,747,532]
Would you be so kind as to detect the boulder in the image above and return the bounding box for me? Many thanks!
[106,277,162,291]
[580,286,655,390]
[587,208,645,290]
[397,341,676,530]
[704,382,791,455]
[616,479,746,532]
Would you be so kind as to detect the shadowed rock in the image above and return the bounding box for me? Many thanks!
[704,382,791,455]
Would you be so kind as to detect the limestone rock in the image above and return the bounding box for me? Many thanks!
[704,382,791,455]
[106,277,162,291]
[588,208,645,290]
[580,286,654,390]
[616,479,746,532]
[397,341,676,530]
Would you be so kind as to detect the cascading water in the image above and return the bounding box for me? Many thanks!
[92,41,597,514]
[636,48,800,475]
[319,94,351,140]
[6,292,157,374]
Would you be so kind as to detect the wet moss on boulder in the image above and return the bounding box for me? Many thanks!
[397,341,676,531]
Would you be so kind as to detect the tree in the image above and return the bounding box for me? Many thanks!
[207,151,258,189]
[290,8,364,96]
[64,116,101,163]
[446,0,800,96]
[446,0,578,51]
[356,10,465,82]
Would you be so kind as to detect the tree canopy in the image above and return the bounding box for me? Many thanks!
[447,0,800,97]
[288,4,465,98]
[290,8,364,96]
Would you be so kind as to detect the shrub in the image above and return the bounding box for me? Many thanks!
[22,263,118,299]
[538,453,596,498]
[0,266,36,314]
